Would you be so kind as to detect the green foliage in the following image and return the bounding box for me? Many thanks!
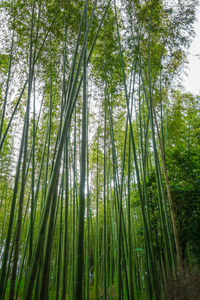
[90,6,124,93]
[0,54,9,74]
[166,146,200,263]
[165,90,200,264]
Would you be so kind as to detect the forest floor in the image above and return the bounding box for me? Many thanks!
[165,269,200,300]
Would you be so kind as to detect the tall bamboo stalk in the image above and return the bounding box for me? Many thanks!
[74,2,88,299]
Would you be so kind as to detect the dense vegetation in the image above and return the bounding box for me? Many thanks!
[0,0,199,299]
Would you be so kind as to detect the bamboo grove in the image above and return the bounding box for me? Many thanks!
[0,0,199,299]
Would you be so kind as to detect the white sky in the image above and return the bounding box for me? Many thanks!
[182,8,200,95]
